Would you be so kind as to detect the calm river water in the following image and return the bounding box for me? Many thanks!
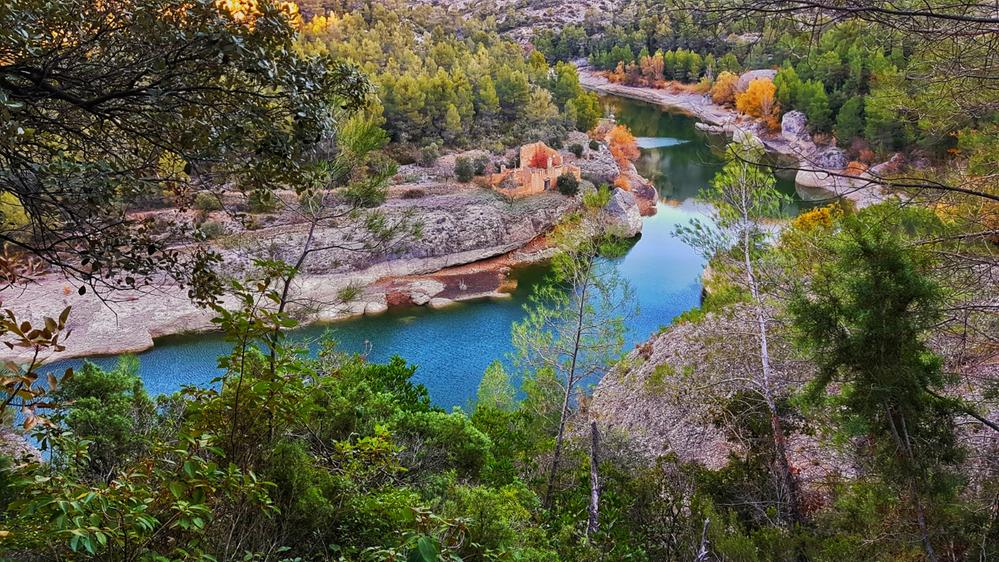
[49,96,807,409]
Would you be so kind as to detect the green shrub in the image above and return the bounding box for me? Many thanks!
[473,155,491,176]
[589,139,600,151]
[555,173,579,196]
[419,143,440,167]
[52,357,155,480]
[568,143,583,157]
[247,189,277,213]
[672,282,750,326]
[196,220,226,240]
[193,191,222,212]
[454,156,475,182]
[583,184,612,209]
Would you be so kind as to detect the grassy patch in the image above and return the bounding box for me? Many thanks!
[672,284,749,326]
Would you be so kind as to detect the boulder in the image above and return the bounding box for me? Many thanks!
[812,147,849,170]
[780,110,809,141]
[736,69,777,92]
[409,279,445,298]
[602,188,643,238]
[630,180,659,216]
[364,301,388,315]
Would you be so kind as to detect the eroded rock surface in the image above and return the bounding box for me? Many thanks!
[591,306,860,502]
[3,188,578,363]
[602,188,644,238]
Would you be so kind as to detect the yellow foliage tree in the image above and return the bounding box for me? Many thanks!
[710,71,739,106]
[0,193,29,230]
[736,78,780,129]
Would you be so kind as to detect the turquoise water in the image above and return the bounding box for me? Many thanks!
[48,97,805,409]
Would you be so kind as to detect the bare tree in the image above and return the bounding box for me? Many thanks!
[678,138,802,524]
[512,225,636,508]
[586,420,601,538]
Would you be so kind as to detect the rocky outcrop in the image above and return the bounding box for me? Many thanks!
[602,188,644,238]
[736,68,777,92]
[5,188,579,364]
[781,110,848,169]
[614,161,659,216]
[591,306,858,493]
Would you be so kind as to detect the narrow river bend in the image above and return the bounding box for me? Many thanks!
[49,96,808,409]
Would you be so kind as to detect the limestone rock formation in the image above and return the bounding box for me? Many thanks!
[602,188,643,238]
[736,68,777,92]
[6,188,579,363]
[591,306,858,490]
[780,110,809,139]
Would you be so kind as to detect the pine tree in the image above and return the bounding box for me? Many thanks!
[835,95,865,145]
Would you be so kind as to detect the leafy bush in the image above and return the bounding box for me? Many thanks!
[419,143,440,167]
[555,173,580,196]
[473,155,491,175]
[454,156,474,182]
[735,78,780,129]
[193,191,222,212]
[710,71,739,106]
[583,184,612,209]
[568,143,583,157]
[196,220,226,240]
[52,357,155,480]
[247,189,277,213]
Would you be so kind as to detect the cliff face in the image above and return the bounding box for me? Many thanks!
[4,189,578,364]
[218,190,575,277]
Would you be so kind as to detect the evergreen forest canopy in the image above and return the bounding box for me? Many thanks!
[535,0,999,168]
[0,0,996,560]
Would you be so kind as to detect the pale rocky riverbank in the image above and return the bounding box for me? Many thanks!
[578,67,897,209]
[4,152,649,365]
[3,188,574,364]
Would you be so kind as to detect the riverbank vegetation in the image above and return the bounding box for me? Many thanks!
[536,0,998,175]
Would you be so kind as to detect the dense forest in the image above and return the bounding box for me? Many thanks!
[0,0,996,560]
[298,1,601,156]
[535,0,997,164]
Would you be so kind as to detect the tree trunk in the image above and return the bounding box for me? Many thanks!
[694,518,711,561]
[741,206,800,525]
[586,420,601,539]
[544,270,591,508]
[544,381,573,508]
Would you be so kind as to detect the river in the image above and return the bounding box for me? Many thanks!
[47,96,809,409]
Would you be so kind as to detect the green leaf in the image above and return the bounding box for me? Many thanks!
[407,536,439,562]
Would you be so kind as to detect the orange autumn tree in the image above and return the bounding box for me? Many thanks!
[736,78,780,129]
[608,125,640,163]
[710,71,739,106]
[608,124,640,191]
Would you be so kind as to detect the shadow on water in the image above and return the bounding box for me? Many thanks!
[48,96,812,409]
